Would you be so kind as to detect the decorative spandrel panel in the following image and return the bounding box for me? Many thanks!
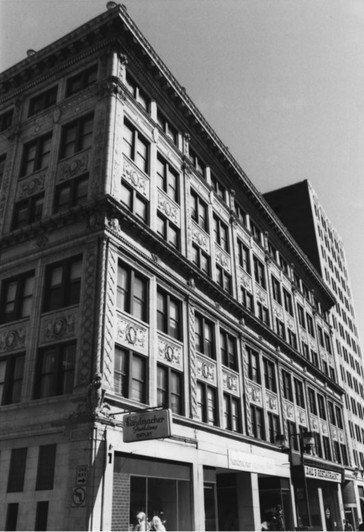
[191,221,210,254]
[331,425,338,440]
[116,315,149,356]
[215,244,231,273]
[310,414,319,432]
[0,325,26,353]
[246,380,262,407]
[265,390,279,413]
[296,407,307,427]
[157,334,183,370]
[337,429,345,443]
[121,155,150,200]
[222,368,240,397]
[255,287,268,307]
[239,269,252,292]
[283,399,295,421]
[39,310,78,345]
[196,354,217,386]
[16,170,46,201]
[157,190,181,227]
[321,420,328,436]
[56,150,90,183]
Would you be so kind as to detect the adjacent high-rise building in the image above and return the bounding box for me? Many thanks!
[0,4,360,531]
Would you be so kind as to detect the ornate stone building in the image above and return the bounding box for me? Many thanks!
[0,3,357,531]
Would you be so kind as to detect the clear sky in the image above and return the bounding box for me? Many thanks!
[1,0,364,343]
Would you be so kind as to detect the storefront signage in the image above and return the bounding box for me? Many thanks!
[228,449,275,474]
[304,466,341,483]
[123,409,172,442]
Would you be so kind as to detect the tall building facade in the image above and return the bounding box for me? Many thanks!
[265,180,364,525]
[0,4,358,531]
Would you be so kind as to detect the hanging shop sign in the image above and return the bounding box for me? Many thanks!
[123,408,172,442]
[304,466,342,483]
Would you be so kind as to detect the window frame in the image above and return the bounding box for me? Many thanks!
[114,346,148,404]
[66,64,98,97]
[0,270,35,324]
[59,113,94,160]
[28,86,58,117]
[35,342,76,399]
[43,255,82,312]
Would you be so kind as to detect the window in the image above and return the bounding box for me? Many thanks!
[302,342,309,359]
[314,432,323,458]
[156,153,179,203]
[156,213,180,249]
[297,305,306,329]
[197,382,217,425]
[250,405,265,440]
[12,193,44,228]
[36,444,56,490]
[241,287,254,312]
[311,350,319,367]
[157,364,183,415]
[60,113,93,159]
[317,326,325,347]
[263,358,276,392]
[306,314,315,337]
[287,421,299,451]
[0,153,6,185]
[250,221,261,243]
[195,313,215,358]
[191,189,208,232]
[188,146,206,177]
[246,346,260,383]
[0,353,25,405]
[257,302,269,326]
[29,86,57,116]
[0,271,34,323]
[276,318,285,340]
[220,330,237,371]
[223,394,240,432]
[216,265,232,294]
[238,241,251,273]
[235,202,247,227]
[280,255,289,275]
[21,132,52,176]
[117,263,148,323]
[66,64,98,97]
[125,71,150,111]
[328,402,336,425]
[282,370,293,402]
[271,276,282,304]
[294,378,305,408]
[43,255,82,312]
[35,342,76,398]
[287,330,297,349]
[114,346,147,403]
[156,110,178,144]
[213,214,229,252]
[121,180,148,222]
[192,244,210,275]
[54,174,88,212]
[253,256,266,288]
[123,118,149,174]
[35,501,49,531]
[324,333,332,354]
[308,388,317,415]
[211,174,227,202]
[5,503,18,531]
[268,412,280,444]
[7,448,27,492]
[333,441,341,464]
[157,288,182,341]
[0,108,13,131]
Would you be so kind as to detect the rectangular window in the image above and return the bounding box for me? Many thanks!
[43,255,82,312]
[223,394,240,432]
[220,330,237,371]
[125,71,150,111]
[191,189,208,232]
[192,244,210,276]
[213,214,229,252]
[216,264,232,294]
[7,448,27,492]
[156,110,178,144]
[114,346,147,403]
[294,378,305,408]
[36,444,56,490]
[253,256,266,289]
[297,305,306,329]
[0,153,6,185]
[288,329,297,349]
[0,353,25,405]
[211,174,227,202]
[156,213,180,250]
[66,64,98,97]
[311,350,319,367]
[123,118,149,174]
[35,342,76,399]
[54,174,88,212]
[117,263,148,323]
[121,180,148,223]
[282,370,293,402]
[328,402,336,425]
[250,221,261,244]
[35,501,49,531]
[238,241,251,273]
[268,412,280,444]
[157,288,182,341]
[60,113,93,159]
[280,255,289,275]
[0,271,35,323]
[251,405,265,440]
[156,153,179,203]
[302,342,309,359]
[157,364,183,415]
[0,109,13,131]
[306,314,315,337]
[247,346,260,384]
[235,202,247,227]
[271,276,282,304]
[29,86,58,116]
[257,302,269,326]
[324,333,332,354]
[241,287,254,312]
[195,313,215,359]
[5,504,18,531]
[188,147,206,178]
[21,132,52,176]
[308,388,317,415]
[314,432,323,458]
[263,358,276,392]
[12,193,44,229]
[333,441,341,464]
[276,318,285,339]
[197,382,217,425]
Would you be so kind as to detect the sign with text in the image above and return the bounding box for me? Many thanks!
[123,409,172,442]
[304,465,342,483]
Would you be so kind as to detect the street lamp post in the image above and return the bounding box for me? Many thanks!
[276,430,315,530]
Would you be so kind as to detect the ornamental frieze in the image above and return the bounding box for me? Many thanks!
[116,316,148,355]
[310,414,319,431]
[122,158,149,199]
[283,400,294,420]
[17,172,45,200]
[40,312,77,345]
[273,305,283,319]
[191,224,210,253]
[331,426,338,440]
[300,330,307,343]
[287,318,295,330]
[157,335,183,370]
[255,288,267,305]
[321,421,328,435]
[240,272,252,291]
[222,368,239,396]
[297,407,307,426]
[157,192,180,226]
[215,248,231,273]
[266,391,278,412]
[57,151,89,182]
[0,327,26,353]
[338,429,345,443]
[246,381,262,406]
[196,354,217,385]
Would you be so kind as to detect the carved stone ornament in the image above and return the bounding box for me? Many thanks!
[273,305,283,319]
[240,273,252,291]
[287,318,294,330]
[310,415,319,431]
[215,249,230,272]
[122,158,149,198]
[152,127,159,143]
[246,382,262,406]
[157,192,179,225]
[41,313,77,344]
[331,426,338,440]
[298,408,307,425]
[284,402,294,420]
[191,226,209,253]
[196,355,216,384]
[53,106,62,123]
[338,429,344,443]
[158,336,183,370]
[222,369,239,395]
[256,288,267,305]
[58,152,89,182]
[0,327,26,353]
[18,172,45,200]
[117,317,148,355]
[266,391,278,412]
[69,373,112,420]
[321,421,328,435]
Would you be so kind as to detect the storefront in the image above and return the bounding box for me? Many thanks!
[305,465,344,531]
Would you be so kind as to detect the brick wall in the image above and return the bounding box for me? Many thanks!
[112,472,130,531]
